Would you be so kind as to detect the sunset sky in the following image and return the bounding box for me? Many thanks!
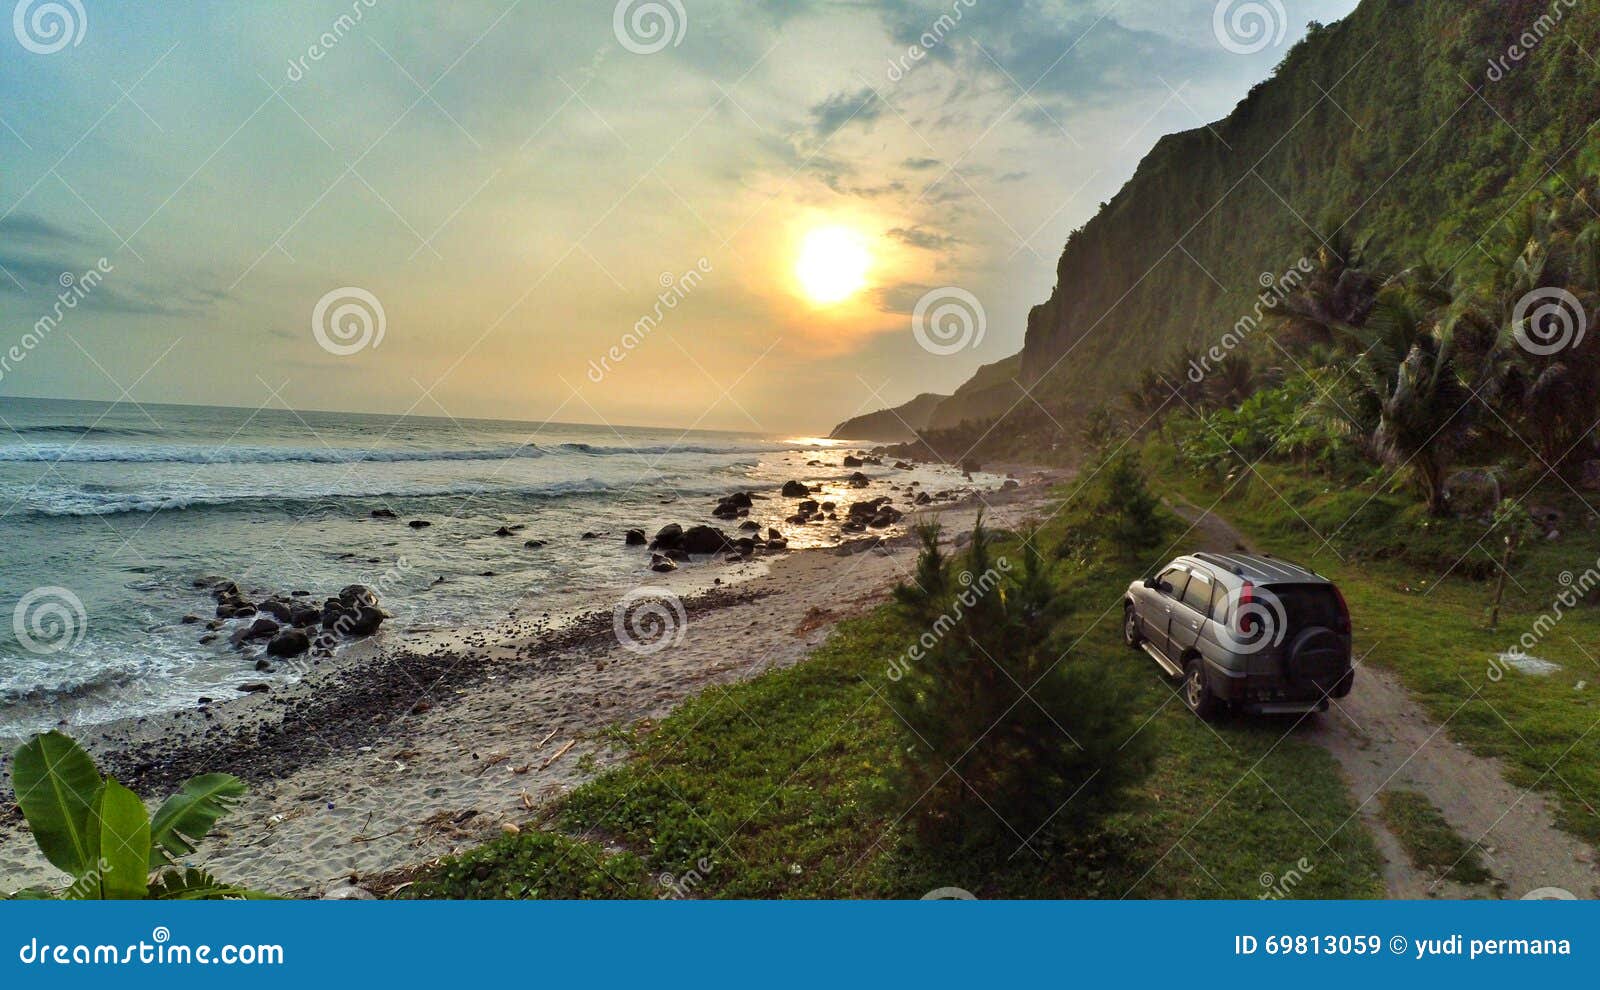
[0,0,1358,435]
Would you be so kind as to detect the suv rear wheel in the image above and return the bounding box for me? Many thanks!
[1123,603,1141,648]
[1183,656,1219,720]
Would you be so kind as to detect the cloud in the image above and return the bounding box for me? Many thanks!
[886,225,959,250]
[809,86,883,135]
[901,156,943,170]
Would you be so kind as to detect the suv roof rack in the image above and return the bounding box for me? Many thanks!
[1190,552,1321,583]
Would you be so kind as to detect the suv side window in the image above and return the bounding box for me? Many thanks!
[1181,572,1212,613]
[1158,567,1188,600]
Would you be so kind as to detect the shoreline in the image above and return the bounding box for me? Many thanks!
[0,469,1064,895]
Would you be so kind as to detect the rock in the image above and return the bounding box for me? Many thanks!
[712,502,742,519]
[650,554,678,573]
[259,600,294,622]
[651,523,684,550]
[267,629,311,657]
[849,471,870,488]
[723,491,754,509]
[339,585,378,608]
[625,528,647,546]
[843,455,864,467]
[681,525,732,555]
[245,617,281,640]
[1002,479,1020,490]
[198,634,218,645]
[408,519,432,529]
[494,526,515,537]
[738,520,761,532]
[766,539,788,551]
[371,508,398,519]
[582,531,602,539]
[180,614,201,625]
[232,602,257,618]
[798,499,819,514]
[254,659,271,671]
[322,883,376,901]
[767,527,782,540]
[524,539,546,549]
[915,491,932,505]
[289,605,321,627]
[663,548,690,562]
[781,480,810,498]
[237,683,270,694]
[342,606,388,637]
[894,461,912,469]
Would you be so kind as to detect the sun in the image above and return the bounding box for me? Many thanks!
[795,226,871,305]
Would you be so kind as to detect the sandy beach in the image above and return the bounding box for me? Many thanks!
[0,470,1061,896]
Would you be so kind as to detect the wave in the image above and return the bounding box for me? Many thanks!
[7,424,163,438]
[20,475,750,517]
[0,440,793,465]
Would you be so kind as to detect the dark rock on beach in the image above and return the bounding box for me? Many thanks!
[625,529,647,545]
[267,629,311,658]
[408,520,431,529]
[849,471,870,488]
[781,480,810,497]
[681,525,733,555]
[371,509,398,519]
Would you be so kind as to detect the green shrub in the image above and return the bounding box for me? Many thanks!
[7,731,267,899]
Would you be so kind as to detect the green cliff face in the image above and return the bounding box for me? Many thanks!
[940,0,1600,429]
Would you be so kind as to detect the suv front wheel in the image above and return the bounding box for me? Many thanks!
[1123,603,1141,648]
[1183,656,1219,720]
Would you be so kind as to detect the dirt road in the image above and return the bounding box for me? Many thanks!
[1168,497,1599,899]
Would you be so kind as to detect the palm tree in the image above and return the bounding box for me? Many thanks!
[1374,332,1471,515]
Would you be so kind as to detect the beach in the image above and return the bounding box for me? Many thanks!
[0,464,1061,896]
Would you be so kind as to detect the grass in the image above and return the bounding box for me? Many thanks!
[1152,440,1600,848]
[404,494,1384,899]
[1376,790,1493,885]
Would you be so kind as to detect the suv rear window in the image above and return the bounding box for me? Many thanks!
[1269,584,1341,630]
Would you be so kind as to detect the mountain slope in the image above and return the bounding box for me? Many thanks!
[853,0,1600,446]
[829,391,948,441]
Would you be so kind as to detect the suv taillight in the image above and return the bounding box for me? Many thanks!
[1332,584,1351,635]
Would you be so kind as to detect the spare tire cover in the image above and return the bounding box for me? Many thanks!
[1286,625,1343,684]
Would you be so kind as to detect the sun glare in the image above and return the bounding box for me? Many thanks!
[795,226,871,305]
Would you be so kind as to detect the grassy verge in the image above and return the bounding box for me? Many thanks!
[404,495,1383,899]
[1377,790,1493,885]
[1152,441,1600,847]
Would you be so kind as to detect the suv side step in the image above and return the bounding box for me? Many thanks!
[1141,642,1183,678]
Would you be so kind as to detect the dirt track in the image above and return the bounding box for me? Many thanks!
[1168,497,1599,899]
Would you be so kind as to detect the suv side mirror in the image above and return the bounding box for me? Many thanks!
[1142,577,1158,589]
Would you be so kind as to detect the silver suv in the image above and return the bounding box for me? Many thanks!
[1123,553,1353,719]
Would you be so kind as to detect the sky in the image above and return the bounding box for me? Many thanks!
[0,0,1360,436]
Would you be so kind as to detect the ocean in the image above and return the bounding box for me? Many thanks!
[0,396,984,737]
